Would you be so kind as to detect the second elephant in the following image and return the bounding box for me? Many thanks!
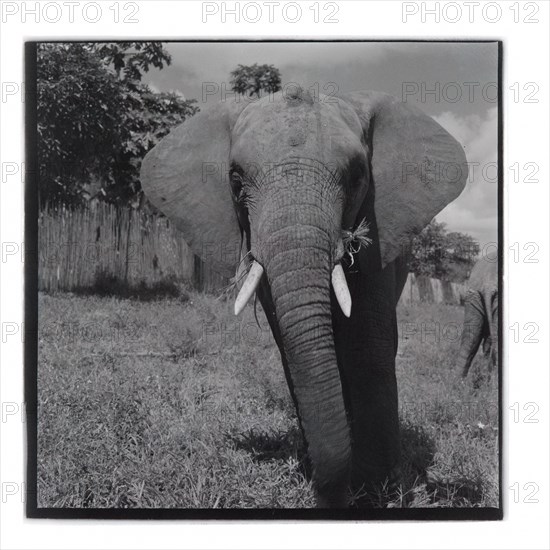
[457,258,498,377]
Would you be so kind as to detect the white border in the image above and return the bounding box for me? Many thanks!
[1,1,548,549]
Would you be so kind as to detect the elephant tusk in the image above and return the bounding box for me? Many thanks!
[332,264,352,318]
[234,261,264,316]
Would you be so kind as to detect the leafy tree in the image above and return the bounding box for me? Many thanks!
[410,219,480,282]
[37,42,198,207]
[229,63,282,98]
[95,42,172,81]
[444,230,481,282]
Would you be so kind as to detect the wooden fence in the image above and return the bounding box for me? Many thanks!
[38,204,465,304]
[38,203,228,293]
[399,273,465,306]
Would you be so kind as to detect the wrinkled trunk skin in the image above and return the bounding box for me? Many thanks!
[253,170,351,507]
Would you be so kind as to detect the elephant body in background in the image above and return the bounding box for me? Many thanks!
[458,259,498,377]
[141,87,467,507]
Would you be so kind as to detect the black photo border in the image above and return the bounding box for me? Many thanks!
[25,39,503,521]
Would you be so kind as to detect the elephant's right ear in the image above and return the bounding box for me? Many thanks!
[342,91,469,268]
[141,101,250,278]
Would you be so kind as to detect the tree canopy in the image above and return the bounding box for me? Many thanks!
[229,63,282,98]
[37,42,198,207]
[410,219,480,282]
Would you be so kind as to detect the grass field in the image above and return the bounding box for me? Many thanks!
[37,290,499,508]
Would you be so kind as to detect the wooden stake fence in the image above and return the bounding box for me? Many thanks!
[38,203,465,304]
[38,203,227,293]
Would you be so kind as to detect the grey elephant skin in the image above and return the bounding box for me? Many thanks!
[457,258,498,377]
[140,88,468,507]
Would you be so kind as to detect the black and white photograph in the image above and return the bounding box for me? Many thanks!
[28,40,501,518]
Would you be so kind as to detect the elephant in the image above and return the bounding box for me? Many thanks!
[140,86,468,507]
[457,258,498,378]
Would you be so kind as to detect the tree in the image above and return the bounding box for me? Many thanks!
[410,219,480,282]
[229,63,282,98]
[37,42,198,207]
[444,230,481,281]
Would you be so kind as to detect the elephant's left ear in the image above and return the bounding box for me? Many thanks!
[342,91,468,267]
[140,101,250,278]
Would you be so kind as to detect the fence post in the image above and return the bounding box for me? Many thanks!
[124,208,132,283]
[193,254,204,292]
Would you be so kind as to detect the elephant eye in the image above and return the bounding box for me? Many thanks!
[230,172,243,195]
[230,172,249,206]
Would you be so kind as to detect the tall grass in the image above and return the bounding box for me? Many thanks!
[37,293,498,509]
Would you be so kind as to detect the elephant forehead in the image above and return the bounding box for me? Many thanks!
[231,92,364,171]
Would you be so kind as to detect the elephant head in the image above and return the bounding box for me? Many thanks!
[141,87,467,507]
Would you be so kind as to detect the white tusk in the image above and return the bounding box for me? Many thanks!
[234,261,264,316]
[332,264,352,318]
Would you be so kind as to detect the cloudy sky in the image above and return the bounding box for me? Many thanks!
[145,42,498,247]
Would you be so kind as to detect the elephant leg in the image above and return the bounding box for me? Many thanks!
[458,291,485,378]
[485,289,498,372]
[481,333,492,357]
[332,263,401,500]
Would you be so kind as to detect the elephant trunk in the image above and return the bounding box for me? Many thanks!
[254,176,351,506]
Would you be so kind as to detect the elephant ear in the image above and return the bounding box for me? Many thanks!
[141,101,250,278]
[342,91,468,267]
